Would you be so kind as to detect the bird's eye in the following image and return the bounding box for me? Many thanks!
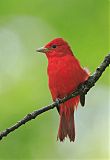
[52,45,57,48]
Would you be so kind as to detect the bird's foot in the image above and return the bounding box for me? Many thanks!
[55,98,61,114]
[55,98,61,107]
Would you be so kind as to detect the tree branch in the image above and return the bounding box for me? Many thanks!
[0,53,110,141]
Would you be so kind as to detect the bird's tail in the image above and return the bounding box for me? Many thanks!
[57,97,79,142]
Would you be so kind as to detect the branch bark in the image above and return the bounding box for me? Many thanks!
[0,53,110,141]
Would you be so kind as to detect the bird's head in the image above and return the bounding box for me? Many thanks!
[36,38,73,58]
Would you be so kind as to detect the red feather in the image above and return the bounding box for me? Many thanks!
[38,38,89,142]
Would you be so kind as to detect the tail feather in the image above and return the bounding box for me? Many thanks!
[57,98,79,142]
[68,111,75,142]
[57,111,68,141]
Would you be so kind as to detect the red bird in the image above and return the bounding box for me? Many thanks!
[37,38,89,142]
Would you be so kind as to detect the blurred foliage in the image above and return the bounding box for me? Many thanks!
[0,0,109,159]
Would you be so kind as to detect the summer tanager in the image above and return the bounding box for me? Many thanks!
[37,38,89,142]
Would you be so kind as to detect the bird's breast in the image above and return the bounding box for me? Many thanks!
[47,56,81,97]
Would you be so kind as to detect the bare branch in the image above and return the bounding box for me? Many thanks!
[0,53,110,141]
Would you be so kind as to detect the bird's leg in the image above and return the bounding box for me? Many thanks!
[55,98,61,106]
[55,98,61,114]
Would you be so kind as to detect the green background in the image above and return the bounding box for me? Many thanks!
[0,0,109,159]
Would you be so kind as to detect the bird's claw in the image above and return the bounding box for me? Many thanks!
[55,98,61,107]
[55,98,61,114]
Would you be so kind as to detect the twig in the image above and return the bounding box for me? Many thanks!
[0,53,110,141]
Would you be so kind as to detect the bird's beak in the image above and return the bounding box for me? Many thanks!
[36,46,49,53]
